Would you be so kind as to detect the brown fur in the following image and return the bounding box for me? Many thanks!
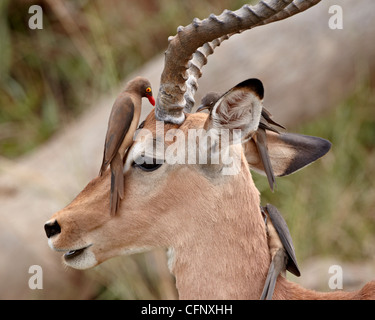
[46,111,375,299]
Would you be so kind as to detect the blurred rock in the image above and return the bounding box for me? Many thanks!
[292,257,375,293]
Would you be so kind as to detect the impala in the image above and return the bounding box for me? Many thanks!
[44,0,375,299]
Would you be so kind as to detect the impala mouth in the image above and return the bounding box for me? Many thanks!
[63,244,92,262]
[47,238,97,269]
[64,248,85,260]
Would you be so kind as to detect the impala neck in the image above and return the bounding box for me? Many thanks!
[169,167,270,299]
[166,165,369,300]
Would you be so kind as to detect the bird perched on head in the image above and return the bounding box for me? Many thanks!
[260,204,300,300]
[196,79,285,191]
[99,76,155,216]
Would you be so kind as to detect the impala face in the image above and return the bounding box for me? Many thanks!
[44,112,250,269]
[45,112,331,271]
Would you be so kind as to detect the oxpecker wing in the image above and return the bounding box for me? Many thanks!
[99,95,134,176]
[253,128,276,191]
[99,76,154,216]
[260,204,300,300]
[265,204,300,277]
[260,108,285,132]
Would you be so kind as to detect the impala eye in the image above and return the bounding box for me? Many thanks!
[132,157,162,172]
[135,162,162,172]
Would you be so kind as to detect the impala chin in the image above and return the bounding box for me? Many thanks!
[48,239,97,270]
[62,245,97,270]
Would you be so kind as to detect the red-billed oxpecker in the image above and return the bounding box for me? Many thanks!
[99,76,155,216]
[260,204,300,300]
[196,78,285,191]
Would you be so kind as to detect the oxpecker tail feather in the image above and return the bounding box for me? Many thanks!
[260,261,275,300]
[254,128,276,191]
[109,153,124,216]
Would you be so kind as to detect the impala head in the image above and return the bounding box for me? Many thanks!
[44,81,269,269]
[44,0,327,271]
[44,88,330,270]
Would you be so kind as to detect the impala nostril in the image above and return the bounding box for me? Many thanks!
[44,219,61,238]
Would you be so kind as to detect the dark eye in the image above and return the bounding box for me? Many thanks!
[132,158,162,172]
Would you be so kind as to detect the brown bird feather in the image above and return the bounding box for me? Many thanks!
[253,128,276,191]
[99,77,155,216]
[260,204,300,300]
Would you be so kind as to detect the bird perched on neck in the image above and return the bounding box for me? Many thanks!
[196,78,285,191]
[99,76,155,216]
[260,204,300,300]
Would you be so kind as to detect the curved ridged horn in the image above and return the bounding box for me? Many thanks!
[183,36,229,113]
[183,0,322,113]
[155,0,321,123]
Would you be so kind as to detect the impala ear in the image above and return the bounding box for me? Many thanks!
[243,131,331,177]
[204,78,263,142]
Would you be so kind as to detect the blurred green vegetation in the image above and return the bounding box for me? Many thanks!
[254,81,375,262]
[0,0,246,158]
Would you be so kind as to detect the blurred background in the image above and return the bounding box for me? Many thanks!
[0,0,374,299]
